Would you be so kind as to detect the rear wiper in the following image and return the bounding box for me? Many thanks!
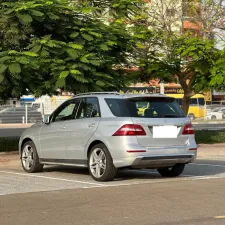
[162,114,181,118]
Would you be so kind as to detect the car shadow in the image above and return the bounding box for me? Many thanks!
[41,158,225,182]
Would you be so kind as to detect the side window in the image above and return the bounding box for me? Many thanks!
[190,98,198,105]
[52,100,78,122]
[76,97,100,119]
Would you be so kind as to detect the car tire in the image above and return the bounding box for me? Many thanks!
[88,143,117,182]
[21,141,43,173]
[157,164,185,177]
[211,115,216,120]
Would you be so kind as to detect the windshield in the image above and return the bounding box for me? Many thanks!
[211,108,220,112]
[105,97,186,118]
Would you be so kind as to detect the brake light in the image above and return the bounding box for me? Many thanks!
[113,124,146,136]
[182,124,194,135]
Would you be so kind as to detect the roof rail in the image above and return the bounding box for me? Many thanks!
[73,92,121,97]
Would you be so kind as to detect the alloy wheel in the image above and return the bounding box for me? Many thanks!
[89,148,106,178]
[22,145,34,170]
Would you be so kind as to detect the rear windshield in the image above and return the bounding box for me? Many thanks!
[105,97,186,118]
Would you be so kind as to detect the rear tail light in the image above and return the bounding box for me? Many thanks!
[182,123,194,135]
[113,124,146,136]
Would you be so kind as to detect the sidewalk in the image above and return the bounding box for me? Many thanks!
[0,124,33,128]
[192,119,225,124]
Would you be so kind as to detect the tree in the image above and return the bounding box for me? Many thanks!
[128,0,225,115]
[0,0,141,99]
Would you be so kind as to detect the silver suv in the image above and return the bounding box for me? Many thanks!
[19,92,197,182]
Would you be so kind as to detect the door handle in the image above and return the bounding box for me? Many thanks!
[58,125,66,130]
[88,123,95,128]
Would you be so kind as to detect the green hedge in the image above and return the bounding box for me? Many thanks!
[0,137,20,152]
[195,130,225,144]
[0,130,225,152]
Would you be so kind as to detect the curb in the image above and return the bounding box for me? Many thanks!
[0,151,19,155]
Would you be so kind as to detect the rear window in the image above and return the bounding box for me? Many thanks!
[105,97,185,118]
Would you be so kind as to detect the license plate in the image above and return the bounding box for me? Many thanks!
[153,126,178,138]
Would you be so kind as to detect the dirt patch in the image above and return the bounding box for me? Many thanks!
[0,153,20,168]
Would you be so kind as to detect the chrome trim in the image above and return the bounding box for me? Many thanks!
[40,161,88,168]
[132,154,195,168]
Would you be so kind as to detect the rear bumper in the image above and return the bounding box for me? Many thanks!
[131,154,195,169]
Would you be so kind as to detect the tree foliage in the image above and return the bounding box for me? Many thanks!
[0,0,141,99]
[128,0,225,114]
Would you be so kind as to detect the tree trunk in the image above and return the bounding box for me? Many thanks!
[182,94,191,115]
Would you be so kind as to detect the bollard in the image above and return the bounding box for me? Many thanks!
[22,116,25,124]
[25,104,28,124]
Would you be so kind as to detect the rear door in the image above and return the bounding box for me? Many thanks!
[126,97,190,147]
[65,97,101,160]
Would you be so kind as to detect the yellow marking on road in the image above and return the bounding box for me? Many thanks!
[214,215,225,219]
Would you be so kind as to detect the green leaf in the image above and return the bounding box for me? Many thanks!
[216,76,224,85]
[81,7,93,13]
[99,44,109,51]
[96,80,105,87]
[88,31,102,38]
[30,10,44,17]
[136,43,145,49]
[81,34,94,41]
[60,71,69,78]
[9,63,21,74]
[23,52,38,57]
[0,74,4,83]
[56,78,65,88]
[66,49,79,59]
[0,56,11,62]
[17,14,33,25]
[70,32,79,38]
[80,55,89,63]
[15,56,29,65]
[68,43,83,50]
[71,74,89,83]
[70,70,81,75]
[40,50,50,57]
[31,45,42,53]
[8,50,20,55]
[0,65,7,74]
[47,12,59,20]
[89,60,101,66]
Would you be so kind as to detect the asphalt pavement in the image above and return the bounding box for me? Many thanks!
[193,123,225,130]
[1,145,225,225]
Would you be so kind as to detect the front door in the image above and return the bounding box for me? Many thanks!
[39,100,78,160]
[65,97,101,160]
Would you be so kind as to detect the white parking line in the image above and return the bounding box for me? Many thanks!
[0,171,106,186]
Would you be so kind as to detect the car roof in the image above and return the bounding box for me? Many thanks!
[72,92,171,99]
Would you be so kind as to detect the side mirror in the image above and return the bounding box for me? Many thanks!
[43,115,50,125]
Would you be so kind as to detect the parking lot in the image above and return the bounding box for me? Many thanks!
[1,145,225,225]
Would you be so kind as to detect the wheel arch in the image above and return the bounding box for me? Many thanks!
[20,137,34,156]
[86,140,108,158]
